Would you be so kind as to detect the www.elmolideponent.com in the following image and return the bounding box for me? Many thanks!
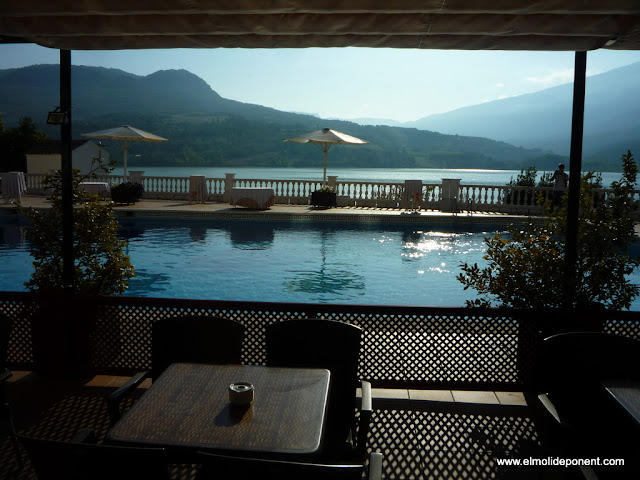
[496,457,625,467]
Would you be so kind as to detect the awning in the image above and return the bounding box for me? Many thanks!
[1,1,639,51]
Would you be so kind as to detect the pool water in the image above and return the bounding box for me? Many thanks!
[117,219,494,306]
[2,217,639,309]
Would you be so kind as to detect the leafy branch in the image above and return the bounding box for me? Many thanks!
[458,151,640,311]
[22,144,134,295]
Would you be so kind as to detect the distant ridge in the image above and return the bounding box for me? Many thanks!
[330,117,404,128]
[405,61,640,161]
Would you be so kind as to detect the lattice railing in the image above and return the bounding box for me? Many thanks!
[3,291,640,391]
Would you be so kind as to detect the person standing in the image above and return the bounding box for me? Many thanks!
[551,163,569,208]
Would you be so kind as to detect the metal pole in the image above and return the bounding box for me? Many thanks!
[123,140,128,181]
[60,50,74,291]
[564,51,587,307]
[323,148,327,184]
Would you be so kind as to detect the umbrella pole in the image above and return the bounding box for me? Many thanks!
[323,148,328,185]
[123,140,128,181]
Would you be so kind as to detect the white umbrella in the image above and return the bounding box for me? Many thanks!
[82,125,168,181]
[284,128,368,184]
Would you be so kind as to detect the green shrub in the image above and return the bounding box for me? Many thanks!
[111,182,144,204]
[458,151,640,311]
[23,150,134,295]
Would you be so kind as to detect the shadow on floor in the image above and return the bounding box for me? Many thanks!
[0,374,625,480]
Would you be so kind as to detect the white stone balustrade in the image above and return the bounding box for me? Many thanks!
[21,172,640,217]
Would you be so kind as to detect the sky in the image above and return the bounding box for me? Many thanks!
[2,44,640,123]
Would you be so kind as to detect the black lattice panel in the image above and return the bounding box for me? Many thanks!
[3,292,640,390]
[367,407,424,479]
[313,309,535,389]
[85,298,541,389]
[92,304,154,371]
[604,315,640,340]
[415,408,542,479]
[367,401,545,480]
[203,306,306,366]
[88,300,315,372]
[0,292,36,368]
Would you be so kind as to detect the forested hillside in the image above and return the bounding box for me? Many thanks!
[1,65,554,170]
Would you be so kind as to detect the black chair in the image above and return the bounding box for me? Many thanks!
[535,331,640,462]
[197,450,383,480]
[107,315,245,423]
[19,429,169,480]
[1,313,21,468]
[266,319,372,461]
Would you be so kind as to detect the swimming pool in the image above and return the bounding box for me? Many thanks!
[118,218,497,306]
[2,217,639,309]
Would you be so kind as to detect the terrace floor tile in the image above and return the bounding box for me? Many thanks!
[451,390,499,404]
[408,389,454,402]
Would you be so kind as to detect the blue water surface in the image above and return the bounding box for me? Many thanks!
[2,217,639,309]
[117,218,497,306]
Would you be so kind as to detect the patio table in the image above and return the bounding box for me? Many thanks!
[1,171,27,204]
[189,175,207,203]
[602,379,640,426]
[106,363,330,458]
[231,187,275,210]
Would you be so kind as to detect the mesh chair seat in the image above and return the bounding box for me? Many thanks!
[107,315,245,424]
[266,318,372,460]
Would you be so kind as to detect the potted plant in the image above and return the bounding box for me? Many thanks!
[22,153,135,374]
[111,181,144,204]
[311,185,337,208]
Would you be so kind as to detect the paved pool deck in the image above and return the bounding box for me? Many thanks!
[2,195,538,226]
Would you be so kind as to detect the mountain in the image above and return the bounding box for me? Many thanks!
[406,61,640,166]
[334,117,405,128]
[1,64,549,170]
[0,64,322,127]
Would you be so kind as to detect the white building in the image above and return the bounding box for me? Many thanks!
[26,140,110,175]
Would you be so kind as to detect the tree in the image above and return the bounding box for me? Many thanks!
[506,166,542,205]
[537,171,554,188]
[0,116,48,171]
[22,147,135,295]
[458,151,640,310]
[508,166,537,187]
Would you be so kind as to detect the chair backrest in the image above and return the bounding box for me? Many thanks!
[538,331,640,427]
[19,435,168,480]
[539,331,640,411]
[540,331,640,391]
[0,313,12,371]
[152,315,245,378]
[197,451,366,480]
[266,319,363,445]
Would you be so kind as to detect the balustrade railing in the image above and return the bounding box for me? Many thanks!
[143,176,189,199]
[233,178,324,204]
[21,173,640,216]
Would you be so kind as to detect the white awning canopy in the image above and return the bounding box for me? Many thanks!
[1,1,639,51]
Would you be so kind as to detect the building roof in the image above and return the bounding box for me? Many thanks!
[27,139,92,155]
[1,1,639,51]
